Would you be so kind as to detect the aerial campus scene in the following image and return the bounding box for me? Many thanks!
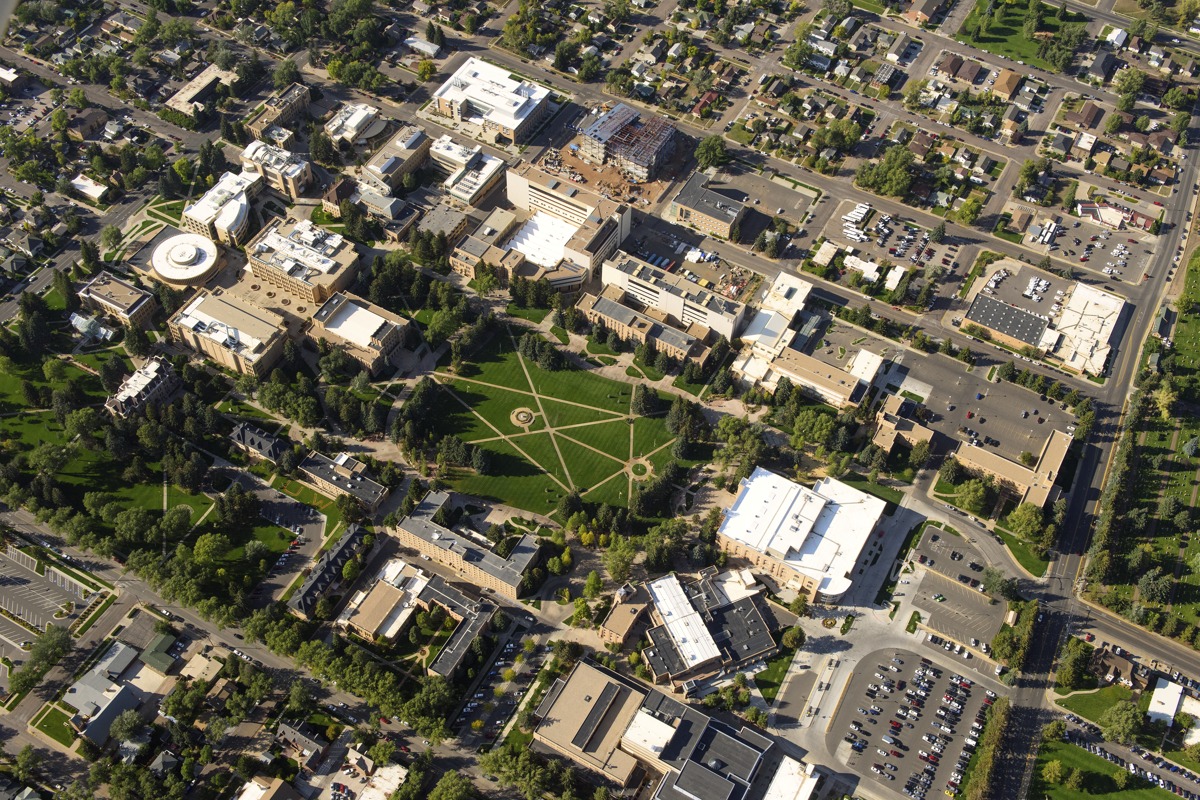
[4,0,1200,798]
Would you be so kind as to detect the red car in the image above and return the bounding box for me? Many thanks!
[398,745,410,752]
[1079,256,1089,262]
[890,750,902,758]
[1128,238,1137,243]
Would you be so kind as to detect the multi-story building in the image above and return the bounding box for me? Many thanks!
[246,83,311,140]
[431,58,551,143]
[600,253,746,340]
[245,218,359,305]
[288,525,368,620]
[955,429,1072,508]
[79,270,157,328]
[427,134,507,206]
[392,491,541,599]
[505,164,631,275]
[309,292,413,376]
[298,451,388,511]
[577,286,709,364]
[239,141,312,200]
[104,356,180,417]
[717,467,887,602]
[580,104,677,182]
[324,103,383,145]
[168,289,285,377]
[358,125,431,197]
[448,209,525,281]
[229,422,288,464]
[181,171,264,246]
[165,64,237,119]
[668,173,747,239]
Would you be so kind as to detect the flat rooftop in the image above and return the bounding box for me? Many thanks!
[241,140,309,179]
[312,292,408,354]
[607,253,745,319]
[247,218,356,286]
[184,171,259,230]
[673,173,745,221]
[433,57,550,131]
[965,293,1049,347]
[647,575,721,670]
[299,451,387,507]
[81,270,153,314]
[172,290,282,363]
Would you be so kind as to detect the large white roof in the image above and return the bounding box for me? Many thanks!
[1053,282,1124,375]
[720,467,886,598]
[320,295,392,350]
[647,574,721,668]
[507,211,577,267]
[184,171,258,231]
[433,57,550,131]
[151,233,220,285]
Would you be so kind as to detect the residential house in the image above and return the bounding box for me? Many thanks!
[1065,100,1104,130]
[1089,52,1117,82]
[276,722,330,772]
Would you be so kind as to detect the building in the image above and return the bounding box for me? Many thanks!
[68,107,108,141]
[872,394,935,453]
[239,141,312,200]
[236,776,305,800]
[431,57,551,143]
[310,292,413,376]
[533,660,820,798]
[230,422,288,463]
[359,126,432,197]
[955,428,1071,508]
[298,452,389,512]
[276,721,330,771]
[904,0,946,23]
[246,83,311,140]
[1046,283,1124,375]
[743,346,870,407]
[1089,52,1117,82]
[165,63,238,118]
[323,177,356,217]
[601,253,747,340]
[449,209,526,280]
[963,293,1049,351]
[105,356,180,417]
[580,104,677,182]
[64,642,143,745]
[0,66,28,91]
[668,174,747,239]
[415,202,471,243]
[992,69,1024,102]
[578,286,710,364]
[1149,678,1186,726]
[245,218,360,305]
[717,467,887,602]
[598,584,651,646]
[168,290,286,377]
[325,103,384,145]
[139,632,177,675]
[505,164,632,274]
[392,491,540,599]
[1065,100,1104,130]
[79,271,157,327]
[181,171,264,246]
[428,135,507,206]
[288,525,367,619]
[641,571,778,688]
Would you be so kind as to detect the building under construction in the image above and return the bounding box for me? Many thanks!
[580,103,677,182]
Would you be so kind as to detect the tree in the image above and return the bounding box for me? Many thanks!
[1006,503,1045,541]
[109,709,145,742]
[428,770,476,800]
[908,440,931,469]
[602,537,637,583]
[1099,700,1143,744]
[100,225,123,250]
[273,58,301,90]
[368,738,396,765]
[695,135,729,169]
[958,479,988,514]
[1064,768,1084,791]
[957,196,983,225]
[1042,760,1065,784]
[417,60,437,82]
[782,626,805,649]
[584,570,603,600]
[193,532,231,565]
[930,222,946,243]
[287,679,313,715]
[14,745,39,782]
[1105,113,1123,135]
[1153,384,1177,420]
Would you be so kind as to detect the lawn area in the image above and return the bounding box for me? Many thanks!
[727,123,756,145]
[32,704,76,747]
[505,304,551,324]
[217,398,279,425]
[549,326,570,345]
[755,644,797,704]
[73,347,133,377]
[166,484,214,521]
[840,472,904,505]
[1055,684,1133,724]
[1033,740,1175,800]
[436,327,689,514]
[672,373,708,397]
[957,0,1089,70]
[996,529,1051,577]
[273,477,344,539]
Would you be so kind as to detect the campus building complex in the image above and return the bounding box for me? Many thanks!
[581,104,677,182]
[168,290,286,377]
[432,58,551,143]
[358,125,432,197]
[105,356,180,418]
[239,141,312,200]
[181,171,263,246]
[717,467,887,602]
[600,254,746,340]
[428,135,507,206]
[246,83,311,140]
[165,64,236,118]
[79,270,157,327]
[298,451,389,512]
[392,491,540,599]
[245,218,360,305]
[668,174,747,238]
[309,292,413,376]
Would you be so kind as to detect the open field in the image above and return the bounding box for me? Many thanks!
[1033,740,1174,800]
[438,333,680,514]
[1055,684,1133,724]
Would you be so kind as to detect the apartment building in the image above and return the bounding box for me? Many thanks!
[168,290,285,377]
[431,58,551,143]
[79,270,157,328]
[668,173,747,238]
[246,83,311,140]
[358,125,431,197]
[181,171,264,246]
[245,218,360,304]
[104,356,180,417]
[165,64,236,118]
[600,253,747,340]
[239,141,312,200]
[298,451,389,512]
[392,491,540,599]
[309,291,413,376]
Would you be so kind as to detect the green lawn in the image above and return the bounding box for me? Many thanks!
[958,0,1089,71]
[583,471,631,507]
[32,705,76,747]
[556,419,631,458]
[552,435,626,492]
[549,326,570,345]
[505,304,551,324]
[840,472,904,505]
[1055,684,1132,724]
[273,477,344,539]
[452,439,567,515]
[1033,740,1175,800]
[997,529,1051,577]
[755,644,797,704]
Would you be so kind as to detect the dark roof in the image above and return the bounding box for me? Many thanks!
[138,632,176,674]
[230,422,288,462]
[298,451,388,508]
[965,294,1048,347]
[1089,52,1116,78]
[324,177,355,206]
[423,577,497,679]
[277,721,329,769]
[671,173,745,223]
[149,751,181,777]
[287,525,366,618]
[955,61,984,83]
[706,597,778,666]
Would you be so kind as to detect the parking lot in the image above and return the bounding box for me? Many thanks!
[830,648,1003,799]
[0,551,80,634]
[821,201,961,281]
[1045,214,1152,285]
[454,632,544,750]
[912,570,1004,655]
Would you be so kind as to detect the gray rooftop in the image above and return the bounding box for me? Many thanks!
[582,103,641,145]
[299,451,387,507]
[965,293,1049,347]
[673,173,745,221]
[591,294,699,353]
[288,525,366,617]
